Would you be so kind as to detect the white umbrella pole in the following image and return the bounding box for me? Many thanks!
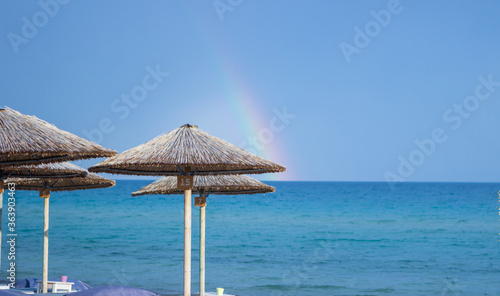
[200,205,206,296]
[184,188,192,296]
[41,190,50,293]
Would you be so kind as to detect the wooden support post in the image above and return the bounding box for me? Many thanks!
[184,188,192,296]
[40,189,50,294]
[182,166,192,296]
[200,204,206,296]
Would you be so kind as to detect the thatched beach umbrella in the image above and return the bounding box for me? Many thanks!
[1,162,88,179]
[132,175,275,296]
[132,175,276,196]
[5,172,115,293]
[89,124,285,296]
[0,107,116,167]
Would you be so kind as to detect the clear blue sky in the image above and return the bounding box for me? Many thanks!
[1,0,500,182]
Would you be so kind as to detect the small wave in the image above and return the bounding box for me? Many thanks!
[361,287,396,293]
[366,219,397,223]
[250,284,347,290]
[334,238,385,243]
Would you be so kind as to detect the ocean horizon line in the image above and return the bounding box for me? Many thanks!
[107,179,500,184]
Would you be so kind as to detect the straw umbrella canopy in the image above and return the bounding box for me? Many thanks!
[1,162,88,179]
[132,175,275,296]
[4,172,115,293]
[89,124,285,296]
[0,107,116,167]
[132,175,275,196]
[6,172,115,191]
[88,124,285,176]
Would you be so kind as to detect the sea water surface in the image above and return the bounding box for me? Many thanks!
[3,181,500,296]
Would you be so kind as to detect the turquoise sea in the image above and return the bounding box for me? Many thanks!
[3,181,500,296]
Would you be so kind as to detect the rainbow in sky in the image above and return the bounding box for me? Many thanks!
[186,8,295,181]
[213,58,293,181]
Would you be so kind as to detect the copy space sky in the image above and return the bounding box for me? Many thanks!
[1,0,500,182]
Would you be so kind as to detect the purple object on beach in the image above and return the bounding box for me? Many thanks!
[69,286,159,296]
[13,278,92,291]
[0,290,27,296]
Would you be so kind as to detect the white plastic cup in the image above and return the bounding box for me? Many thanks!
[60,276,68,282]
[216,287,224,295]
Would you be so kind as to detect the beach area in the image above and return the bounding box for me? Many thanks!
[2,1,500,295]
[7,181,499,296]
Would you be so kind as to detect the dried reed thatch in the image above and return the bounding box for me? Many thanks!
[132,175,275,196]
[1,162,88,179]
[5,173,115,191]
[0,107,116,167]
[90,124,286,176]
